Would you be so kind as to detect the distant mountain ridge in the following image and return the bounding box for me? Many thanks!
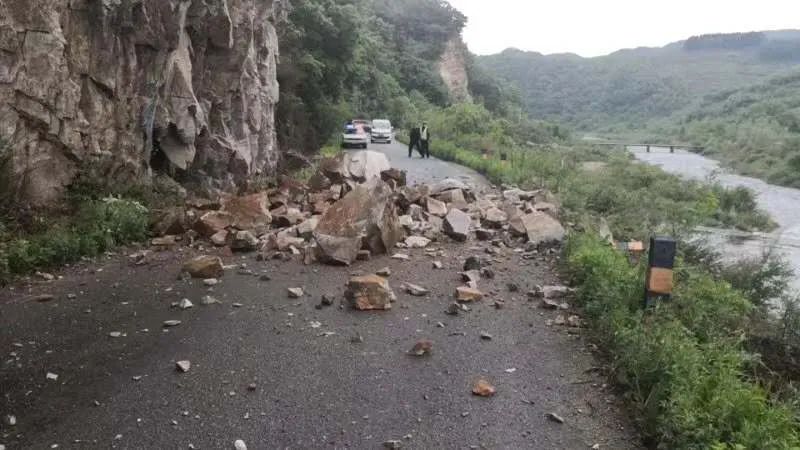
[477,29,800,131]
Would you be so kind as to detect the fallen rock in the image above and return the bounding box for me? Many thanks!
[509,212,565,246]
[546,412,565,424]
[472,379,496,397]
[381,168,407,187]
[425,197,448,217]
[432,261,443,269]
[163,320,182,328]
[176,360,191,373]
[201,295,221,305]
[405,236,431,249]
[376,267,391,277]
[346,275,396,311]
[383,440,402,450]
[475,228,496,241]
[234,440,248,450]
[480,331,493,340]
[296,217,320,240]
[481,207,507,228]
[179,299,194,310]
[410,340,433,356]
[210,230,229,247]
[463,256,483,271]
[357,250,372,261]
[435,188,468,209]
[195,211,233,238]
[151,235,178,247]
[314,178,402,265]
[230,231,259,252]
[391,253,410,261]
[183,256,224,279]
[221,192,273,231]
[443,209,471,242]
[402,283,430,296]
[456,286,483,302]
[288,287,304,299]
[344,150,392,181]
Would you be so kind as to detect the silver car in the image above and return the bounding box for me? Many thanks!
[370,119,393,144]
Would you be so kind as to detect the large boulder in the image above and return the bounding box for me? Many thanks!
[510,212,566,245]
[195,211,234,238]
[313,178,403,265]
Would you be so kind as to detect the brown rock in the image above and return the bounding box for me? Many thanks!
[221,193,273,231]
[481,207,507,228]
[381,168,407,187]
[411,340,433,356]
[434,189,468,209]
[345,275,396,311]
[472,379,496,397]
[151,207,188,237]
[183,256,224,279]
[456,286,483,302]
[195,211,234,237]
[210,230,229,247]
[230,230,259,252]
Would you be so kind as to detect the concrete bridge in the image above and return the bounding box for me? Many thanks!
[589,142,705,153]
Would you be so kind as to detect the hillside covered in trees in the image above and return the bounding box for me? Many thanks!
[476,30,800,133]
[276,0,530,151]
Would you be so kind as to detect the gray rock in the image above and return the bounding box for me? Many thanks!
[402,283,430,297]
[235,440,248,450]
[288,287,304,298]
[231,230,259,252]
[443,209,471,242]
[163,320,182,328]
[405,236,431,248]
[509,212,565,246]
[425,197,448,217]
[176,360,191,373]
[179,299,194,310]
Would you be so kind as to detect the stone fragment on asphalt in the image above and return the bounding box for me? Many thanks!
[46,372,58,381]
[4,415,16,426]
[391,253,410,260]
[183,255,224,279]
[546,412,565,424]
[176,360,191,373]
[472,379,496,397]
[321,294,335,306]
[163,320,182,327]
[234,440,248,450]
[287,287,304,298]
[383,440,402,449]
[432,261,443,269]
[346,275,396,311]
[463,256,482,271]
[231,230,259,251]
[480,331,493,340]
[179,299,194,310]
[403,283,429,296]
[461,270,480,284]
[411,340,433,356]
[203,278,219,286]
[109,331,122,338]
[201,295,220,305]
[33,294,55,303]
[376,267,391,277]
[210,230,228,247]
[456,286,483,302]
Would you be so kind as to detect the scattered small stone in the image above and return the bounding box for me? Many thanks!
[234,440,247,450]
[391,253,410,261]
[132,376,142,382]
[405,236,431,248]
[309,321,322,329]
[163,320,182,328]
[546,412,565,424]
[287,287,304,298]
[179,298,194,310]
[33,294,56,303]
[176,360,191,373]
[383,440,402,449]
[540,298,561,310]
[472,379,496,397]
[480,331,493,340]
[402,283,429,297]
[36,271,56,281]
[463,256,482,271]
[432,261,443,269]
[201,295,220,305]
[247,383,257,391]
[4,415,16,426]
[46,372,58,381]
[505,368,517,373]
[493,300,505,309]
[357,250,372,261]
[320,294,335,307]
[351,334,364,343]
[436,321,445,328]
[410,340,433,356]
[376,267,392,277]
[507,283,519,292]
[203,278,219,286]
[109,331,122,338]
[183,255,224,279]
[346,275,396,311]
[67,293,77,299]
[232,303,243,308]
[480,268,495,279]
[259,274,271,282]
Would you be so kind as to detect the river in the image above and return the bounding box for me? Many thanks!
[630,146,800,291]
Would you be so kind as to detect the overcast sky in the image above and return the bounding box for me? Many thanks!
[446,0,800,57]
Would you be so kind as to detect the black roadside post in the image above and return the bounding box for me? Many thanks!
[644,236,677,308]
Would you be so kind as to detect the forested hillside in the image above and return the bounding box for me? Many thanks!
[275,0,539,152]
[477,30,800,132]
[652,70,800,187]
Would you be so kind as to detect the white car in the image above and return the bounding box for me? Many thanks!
[341,120,369,149]
[370,119,393,144]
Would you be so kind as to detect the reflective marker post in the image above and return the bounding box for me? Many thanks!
[644,236,677,308]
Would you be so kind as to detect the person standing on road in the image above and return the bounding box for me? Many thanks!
[409,125,422,158]
[420,122,431,159]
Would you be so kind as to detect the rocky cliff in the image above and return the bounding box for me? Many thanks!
[0,0,285,207]
[439,36,471,104]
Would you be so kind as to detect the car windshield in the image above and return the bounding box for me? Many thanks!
[373,120,391,129]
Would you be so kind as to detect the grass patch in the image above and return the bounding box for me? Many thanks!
[0,197,149,283]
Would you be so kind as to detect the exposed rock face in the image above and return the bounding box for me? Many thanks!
[0,0,285,206]
[438,37,471,103]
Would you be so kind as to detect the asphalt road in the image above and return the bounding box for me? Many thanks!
[0,141,640,449]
